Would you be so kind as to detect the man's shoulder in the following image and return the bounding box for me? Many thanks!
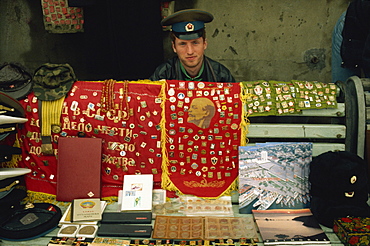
[204,56,235,82]
[204,56,230,70]
[149,56,179,81]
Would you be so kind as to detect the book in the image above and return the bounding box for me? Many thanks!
[59,200,107,225]
[252,208,331,245]
[101,211,152,224]
[121,174,154,211]
[57,137,103,202]
[238,142,312,214]
[97,224,153,238]
[72,198,102,222]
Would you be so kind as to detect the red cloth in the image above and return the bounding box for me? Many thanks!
[162,80,242,198]
[17,81,163,198]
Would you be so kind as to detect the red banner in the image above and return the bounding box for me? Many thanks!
[17,80,164,199]
[161,80,243,198]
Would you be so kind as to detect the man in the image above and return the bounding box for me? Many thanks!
[331,0,370,83]
[150,9,235,82]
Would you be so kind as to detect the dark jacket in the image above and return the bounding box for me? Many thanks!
[149,56,236,82]
[340,0,370,74]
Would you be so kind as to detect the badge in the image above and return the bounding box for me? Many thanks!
[178,92,185,99]
[166,88,174,97]
[185,23,194,32]
[197,82,205,89]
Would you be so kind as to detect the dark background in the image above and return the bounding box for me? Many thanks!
[22,0,165,81]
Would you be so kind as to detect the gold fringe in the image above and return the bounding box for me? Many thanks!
[240,82,253,146]
[25,190,58,204]
[159,81,172,190]
[26,190,119,206]
[86,79,166,86]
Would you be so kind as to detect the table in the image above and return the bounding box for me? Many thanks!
[0,204,344,246]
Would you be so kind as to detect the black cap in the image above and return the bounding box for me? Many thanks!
[0,63,33,100]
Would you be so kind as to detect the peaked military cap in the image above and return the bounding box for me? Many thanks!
[161,9,213,40]
[0,146,22,163]
[0,92,26,141]
[0,63,33,100]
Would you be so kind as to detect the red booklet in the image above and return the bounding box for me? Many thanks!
[57,137,103,202]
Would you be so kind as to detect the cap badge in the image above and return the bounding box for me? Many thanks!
[185,23,194,32]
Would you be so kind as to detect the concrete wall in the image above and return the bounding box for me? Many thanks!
[1,0,351,82]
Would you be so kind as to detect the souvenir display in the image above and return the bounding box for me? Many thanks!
[203,217,258,241]
[152,215,259,241]
[178,195,233,216]
[292,80,337,110]
[241,80,337,116]
[152,215,204,239]
[242,80,276,116]
[18,80,164,200]
[162,80,244,198]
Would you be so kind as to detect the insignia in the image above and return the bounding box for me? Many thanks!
[168,88,175,96]
[197,82,205,88]
[178,92,185,99]
[188,82,195,90]
[185,22,194,32]
[70,101,78,111]
[211,157,218,165]
[51,125,61,134]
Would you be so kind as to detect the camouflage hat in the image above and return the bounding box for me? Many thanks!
[33,63,77,101]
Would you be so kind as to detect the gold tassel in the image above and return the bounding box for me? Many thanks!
[240,82,253,146]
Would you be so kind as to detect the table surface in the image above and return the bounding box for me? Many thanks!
[0,203,344,246]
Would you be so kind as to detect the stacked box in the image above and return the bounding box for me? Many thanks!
[333,217,370,246]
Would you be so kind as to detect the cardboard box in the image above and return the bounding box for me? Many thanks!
[333,217,370,246]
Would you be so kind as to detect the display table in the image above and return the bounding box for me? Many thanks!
[0,203,345,246]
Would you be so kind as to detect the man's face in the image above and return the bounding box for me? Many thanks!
[188,103,207,122]
[172,36,208,71]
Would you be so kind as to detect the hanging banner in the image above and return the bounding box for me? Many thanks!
[18,80,164,200]
[161,80,245,198]
[41,0,84,33]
